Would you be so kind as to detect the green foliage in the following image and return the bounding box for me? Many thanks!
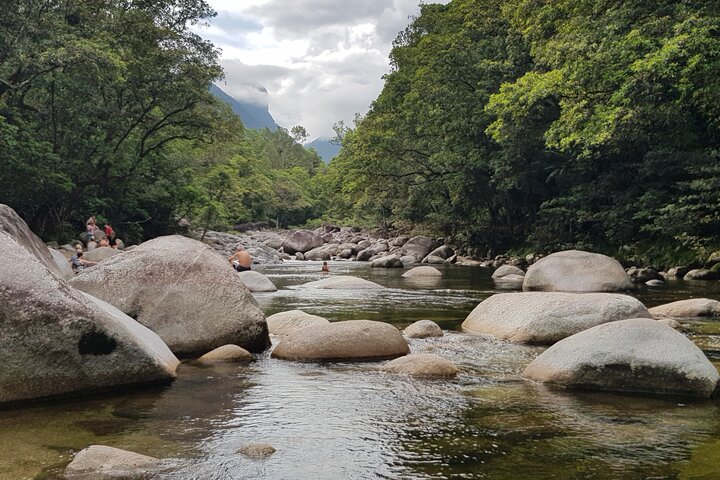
[321,0,720,265]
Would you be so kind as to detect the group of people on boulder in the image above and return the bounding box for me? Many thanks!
[85,216,119,251]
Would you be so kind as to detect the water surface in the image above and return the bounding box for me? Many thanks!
[5,261,720,479]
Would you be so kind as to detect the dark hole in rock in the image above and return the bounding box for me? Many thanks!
[78,330,117,355]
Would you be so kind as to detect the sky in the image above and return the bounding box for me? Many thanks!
[195,0,446,140]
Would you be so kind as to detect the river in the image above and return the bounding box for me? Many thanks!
[4,261,720,479]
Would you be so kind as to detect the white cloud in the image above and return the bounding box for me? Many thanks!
[198,0,449,138]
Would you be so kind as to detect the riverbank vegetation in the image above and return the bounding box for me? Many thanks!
[1,0,719,266]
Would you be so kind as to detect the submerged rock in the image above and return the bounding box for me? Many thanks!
[238,443,276,458]
[380,354,459,377]
[299,275,385,289]
[523,250,633,292]
[404,320,443,338]
[649,298,720,318]
[199,344,254,363]
[271,320,409,362]
[237,270,277,292]
[462,292,651,344]
[266,310,330,336]
[70,235,269,357]
[402,266,442,278]
[523,318,719,397]
[65,445,163,479]
[0,230,178,404]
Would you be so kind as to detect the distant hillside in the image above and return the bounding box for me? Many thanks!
[210,83,278,131]
[306,137,341,163]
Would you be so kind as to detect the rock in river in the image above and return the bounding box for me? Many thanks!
[404,320,443,338]
[299,275,385,289]
[271,320,409,362]
[199,344,254,363]
[71,235,269,357]
[380,354,459,377]
[266,310,330,336]
[462,292,651,344]
[523,250,633,292]
[649,298,720,319]
[65,445,164,480]
[523,318,720,397]
[402,266,442,278]
[238,270,277,292]
[0,230,178,404]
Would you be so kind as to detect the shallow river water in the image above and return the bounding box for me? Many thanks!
[5,261,720,479]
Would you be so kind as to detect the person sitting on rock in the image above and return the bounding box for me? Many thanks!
[70,251,97,273]
[98,237,109,248]
[228,245,252,272]
[321,261,329,273]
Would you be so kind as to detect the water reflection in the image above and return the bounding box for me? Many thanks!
[3,260,720,479]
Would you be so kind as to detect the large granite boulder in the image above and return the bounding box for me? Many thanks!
[401,236,440,263]
[0,204,66,278]
[523,250,633,292]
[266,310,330,336]
[684,269,718,281]
[70,235,269,357]
[380,354,458,377]
[65,445,164,480]
[0,231,178,404]
[523,318,719,397]
[304,244,339,261]
[462,292,651,344]
[237,271,277,292]
[402,266,442,278]
[423,245,454,262]
[282,230,324,254]
[371,254,404,268]
[83,246,122,263]
[49,248,74,280]
[649,299,720,318]
[356,241,389,261]
[299,275,385,289]
[271,320,409,362]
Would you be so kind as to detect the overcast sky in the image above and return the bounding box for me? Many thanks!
[196,0,445,140]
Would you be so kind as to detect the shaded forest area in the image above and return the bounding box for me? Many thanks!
[1,0,719,266]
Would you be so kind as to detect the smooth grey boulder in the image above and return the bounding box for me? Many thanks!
[380,354,458,377]
[523,318,720,397]
[356,241,389,261]
[0,203,66,278]
[646,279,665,286]
[70,235,269,357]
[422,254,446,265]
[371,254,404,268]
[262,233,286,250]
[626,266,663,283]
[65,445,164,480]
[304,244,339,261]
[282,230,324,254]
[401,236,440,262]
[83,246,122,263]
[49,248,74,279]
[404,320,443,338]
[272,320,409,362]
[492,265,525,279]
[299,275,385,289]
[462,292,652,344]
[402,266,442,278]
[295,252,305,260]
[237,270,277,292]
[684,269,718,281]
[266,310,330,336]
[424,245,454,261]
[246,243,285,264]
[0,231,179,404]
[199,344,254,362]
[399,255,418,265]
[523,250,633,292]
[649,298,720,318]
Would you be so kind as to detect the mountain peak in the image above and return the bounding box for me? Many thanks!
[210,83,278,131]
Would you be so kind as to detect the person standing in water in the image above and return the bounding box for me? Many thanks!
[321,261,329,273]
[228,245,252,272]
